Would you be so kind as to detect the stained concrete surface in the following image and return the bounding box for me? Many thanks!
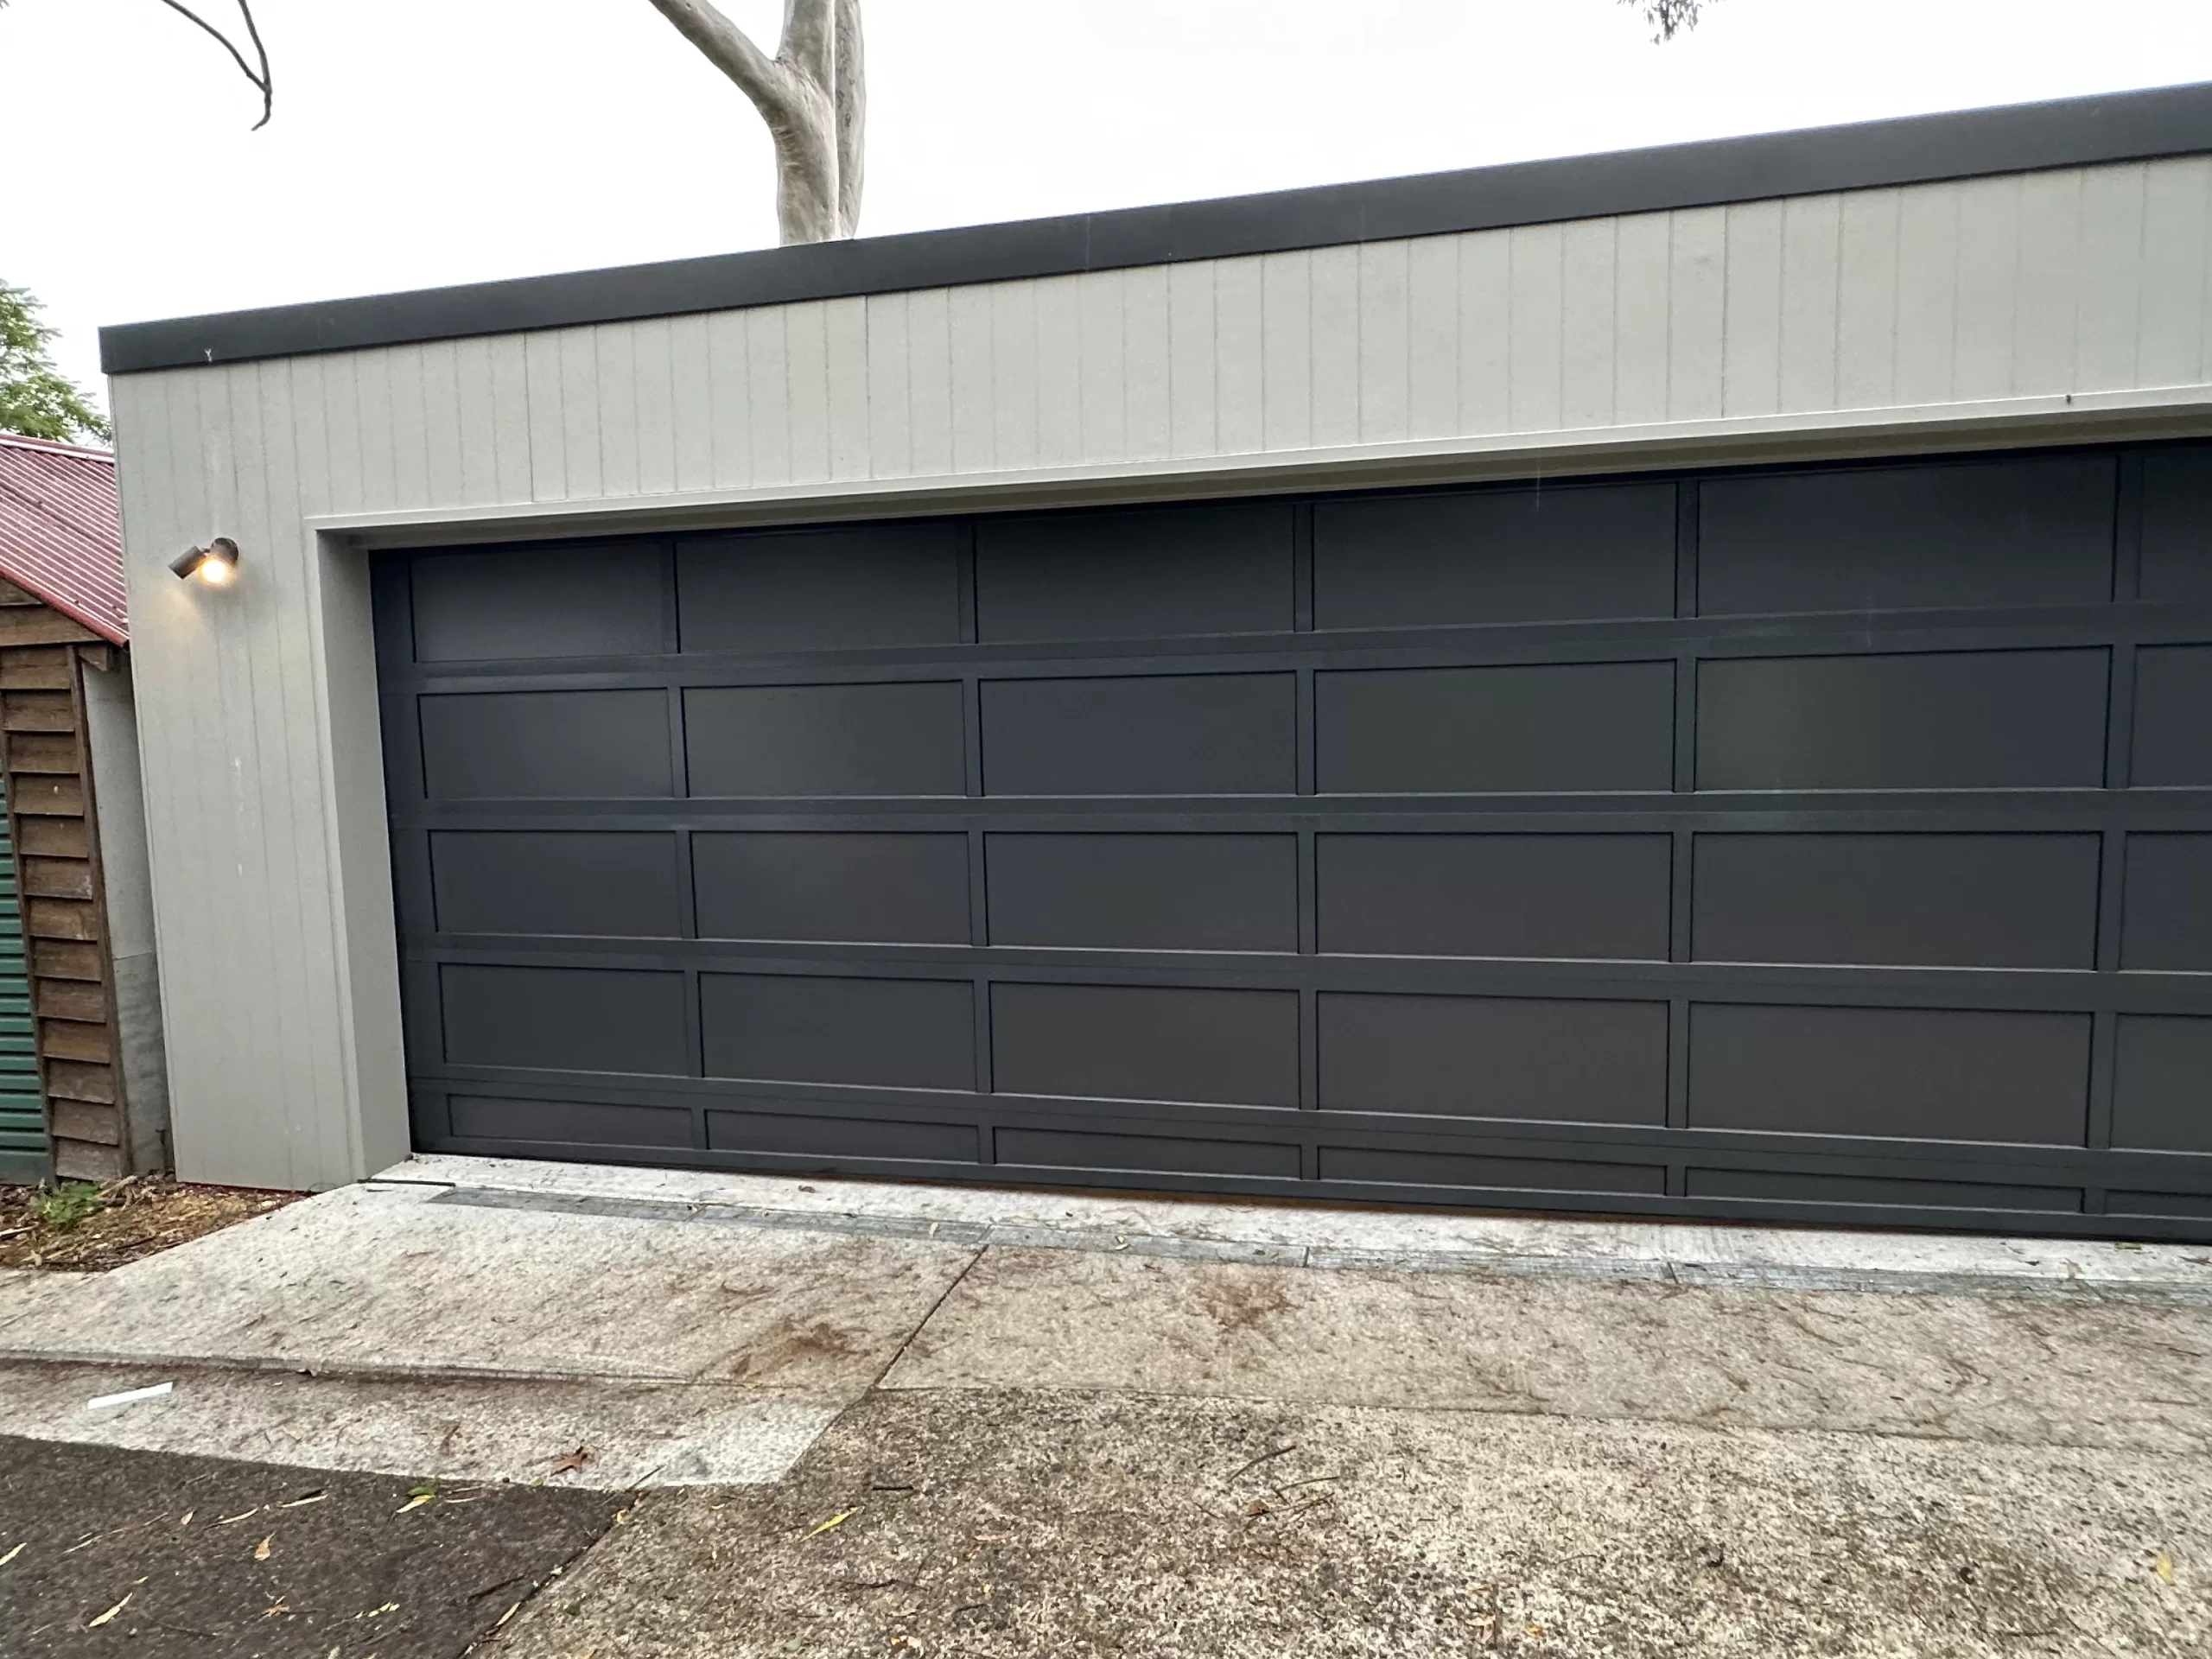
[0,1267,80,1333]
[392,1153,2212,1292]
[0,1433,620,1658]
[496,1389,2208,1659]
[0,1184,975,1393]
[0,1363,832,1490]
[883,1245,2212,1454]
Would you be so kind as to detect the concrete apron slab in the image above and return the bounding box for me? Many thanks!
[0,1265,79,1333]
[881,1246,2212,1457]
[0,1183,980,1488]
[388,1152,2212,1300]
[0,1361,829,1490]
[0,1183,976,1386]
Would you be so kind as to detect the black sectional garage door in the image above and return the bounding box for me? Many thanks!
[374,442,2212,1239]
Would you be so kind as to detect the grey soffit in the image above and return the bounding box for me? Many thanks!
[102,80,2212,375]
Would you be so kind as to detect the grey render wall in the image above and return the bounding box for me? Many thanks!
[109,150,2212,1191]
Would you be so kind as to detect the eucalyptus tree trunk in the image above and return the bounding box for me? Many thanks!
[644,0,866,244]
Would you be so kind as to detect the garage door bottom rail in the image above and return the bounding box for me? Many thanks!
[405,1084,2212,1243]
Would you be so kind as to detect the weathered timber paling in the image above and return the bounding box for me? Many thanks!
[0,585,132,1179]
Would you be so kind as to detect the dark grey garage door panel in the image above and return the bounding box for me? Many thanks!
[1697,455,2116,615]
[1695,650,2109,790]
[1319,1146,1666,1195]
[2111,1191,2212,1220]
[981,674,1295,796]
[449,1094,695,1148]
[421,690,674,799]
[1313,482,1676,629]
[2133,646,2212,787]
[992,982,1299,1106]
[685,682,966,797]
[701,974,976,1090]
[708,1108,977,1162]
[976,504,1294,642]
[1687,1167,2082,1212]
[1317,993,1668,1124]
[986,834,1296,952]
[1317,663,1674,793]
[2140,445,2212,603]
[441,965,690,1076]
[694,832,970,944]
[996,1127,1300,1179]
[2112,1016,2212,1153]
[1318,834,1671,960]
[431,832,683,938]
[1688,1003,2092,1144]
[381,442,2212,1239]
[677,524,965,653]
[412,544,669,663]
[1691,834,2101,969]
[2120,835,2212,970]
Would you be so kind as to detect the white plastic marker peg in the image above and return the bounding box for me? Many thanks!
[86,1382,174,1411]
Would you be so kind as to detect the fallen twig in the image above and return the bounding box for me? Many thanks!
[1224,1443,1297,1482]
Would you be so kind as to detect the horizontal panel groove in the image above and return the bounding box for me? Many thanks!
[391,789,2212,828]
[378,603,2212,691]
[397,940,2212,1012]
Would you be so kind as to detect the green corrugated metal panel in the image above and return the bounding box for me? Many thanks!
[0,769,45,1184]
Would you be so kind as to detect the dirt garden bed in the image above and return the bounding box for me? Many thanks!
[0,1177,297,1272]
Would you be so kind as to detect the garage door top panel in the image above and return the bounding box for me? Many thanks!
[397,448,2211,671]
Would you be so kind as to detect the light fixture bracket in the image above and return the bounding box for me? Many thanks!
[169,537,241,584]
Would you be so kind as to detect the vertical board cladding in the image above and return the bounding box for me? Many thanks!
[0,606,133,1182]
[106,151,2212,1199]
[366,440,2212,1237]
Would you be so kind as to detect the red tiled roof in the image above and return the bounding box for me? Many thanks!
[0,433,129,646]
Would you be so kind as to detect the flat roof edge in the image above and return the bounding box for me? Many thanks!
[101,80,2212,376]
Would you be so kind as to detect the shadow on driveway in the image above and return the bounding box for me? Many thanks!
[0,1434,622,1657]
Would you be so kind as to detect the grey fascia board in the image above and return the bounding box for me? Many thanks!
[102,79,2212,375]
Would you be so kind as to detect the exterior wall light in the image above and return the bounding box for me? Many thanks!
[170,537,240,586]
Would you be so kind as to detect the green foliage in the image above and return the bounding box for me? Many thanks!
[33,1181,105,1232]
[0,282,111,446]
[1624,0,1708,41]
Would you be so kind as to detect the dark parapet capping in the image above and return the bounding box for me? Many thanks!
[103,80,2212,375]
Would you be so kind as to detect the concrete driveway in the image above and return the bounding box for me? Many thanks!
[3,1155,2209,1656]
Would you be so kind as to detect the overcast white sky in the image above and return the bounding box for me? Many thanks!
[7,0,2212,407]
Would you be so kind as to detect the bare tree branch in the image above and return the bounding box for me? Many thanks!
[780,0,836,98]
[154,0,273,129]
[834,0,865,234]
[642,0,790,118]
[644,0,854,244]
